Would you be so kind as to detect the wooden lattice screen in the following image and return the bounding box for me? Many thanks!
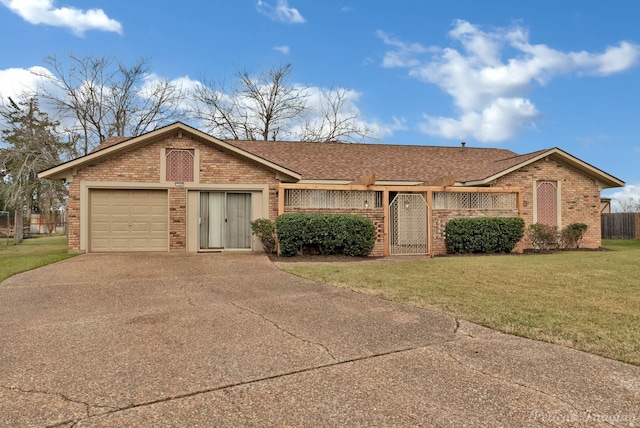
[536,181,558,226]
[166,149,194,182]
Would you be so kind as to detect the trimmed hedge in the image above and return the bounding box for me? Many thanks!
[276,213,376,257]
[445,217,525,254]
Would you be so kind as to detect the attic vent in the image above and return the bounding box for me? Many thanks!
[166,149,194,182]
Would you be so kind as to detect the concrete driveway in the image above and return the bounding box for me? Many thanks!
[1,253,638,427]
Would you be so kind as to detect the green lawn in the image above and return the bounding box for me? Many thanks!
[0,234,77,283]
[282,239,640,366]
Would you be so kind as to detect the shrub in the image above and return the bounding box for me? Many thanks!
[275,213,376,257]
[250,218,276,254]
[445,217,525,254]
[560,223,588,249]
[527,223,559,252]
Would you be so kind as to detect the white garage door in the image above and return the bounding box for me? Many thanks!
[90,189,168,252]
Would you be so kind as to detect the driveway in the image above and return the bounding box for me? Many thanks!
[1,253,638,427]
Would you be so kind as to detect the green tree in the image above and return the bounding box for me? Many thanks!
[0,95,70,233]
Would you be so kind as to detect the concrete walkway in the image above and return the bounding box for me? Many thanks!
[0,253,638,427]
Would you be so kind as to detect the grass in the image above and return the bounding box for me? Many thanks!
[282,239,640,366]
[0,234,77,283]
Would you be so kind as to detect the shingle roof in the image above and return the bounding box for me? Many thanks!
[39,122,623,188]
[226,140,539,183]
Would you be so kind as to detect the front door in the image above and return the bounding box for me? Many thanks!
[199,192,252,250]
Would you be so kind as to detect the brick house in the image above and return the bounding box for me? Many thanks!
[39,122,624,256]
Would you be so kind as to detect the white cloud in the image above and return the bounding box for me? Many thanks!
[606,184,640,212]
[0,66,52,99]
[0,0,122,36]
[379,20,640,143]
[420,97,540,143]
[377,30,433,68]
[256,0,305,24]
[273,45,290,54]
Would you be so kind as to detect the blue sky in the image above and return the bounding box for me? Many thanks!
[1,0,639,207]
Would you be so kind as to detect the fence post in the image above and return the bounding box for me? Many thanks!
[14,211,23,244]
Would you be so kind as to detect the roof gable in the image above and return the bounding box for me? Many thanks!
[38,122,301,181]
[469,147,625,188]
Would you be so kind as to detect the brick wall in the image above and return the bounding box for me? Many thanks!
[494,157,602,249]
[168,187,186,249]
[68,132,280,252]
[283,207,385,256]
[197,138,280,221]
[67,179,81,251]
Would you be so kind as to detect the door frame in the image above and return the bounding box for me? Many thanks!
[186,185,269,253]
[198,191,253,251]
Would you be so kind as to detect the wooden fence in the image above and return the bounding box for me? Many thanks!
[601,213,640,239]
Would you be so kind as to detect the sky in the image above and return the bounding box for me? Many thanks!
[1,0,639,208]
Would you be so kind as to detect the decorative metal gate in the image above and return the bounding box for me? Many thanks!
[390,193,428,255]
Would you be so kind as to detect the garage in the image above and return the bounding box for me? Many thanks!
[90,189,168,252]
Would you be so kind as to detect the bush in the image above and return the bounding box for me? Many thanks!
[445,217,525,254]
[250,218,276,253]
[275,213,376,257]
[527,223,559,252]
[560,223,588,249]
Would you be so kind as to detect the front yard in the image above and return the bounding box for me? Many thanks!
[0,234,76,283]
[282,240,640,366]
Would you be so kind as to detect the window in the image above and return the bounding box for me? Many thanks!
[166,149,194,182]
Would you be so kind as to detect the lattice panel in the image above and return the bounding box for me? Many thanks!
[166,149,194,182]
[536,181,558,226]
[433,192,517,210]
[284,190,382,209]
[390,193,427,255]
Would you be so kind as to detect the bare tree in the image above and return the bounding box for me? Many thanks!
[615,196,640,213]
[237,64,309,140]
[189,77,252,140]
[190,63,377,142]
[191,63,309,140]
[34,55,184,156]
[300,86,375,143]
[0,95,69,232]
